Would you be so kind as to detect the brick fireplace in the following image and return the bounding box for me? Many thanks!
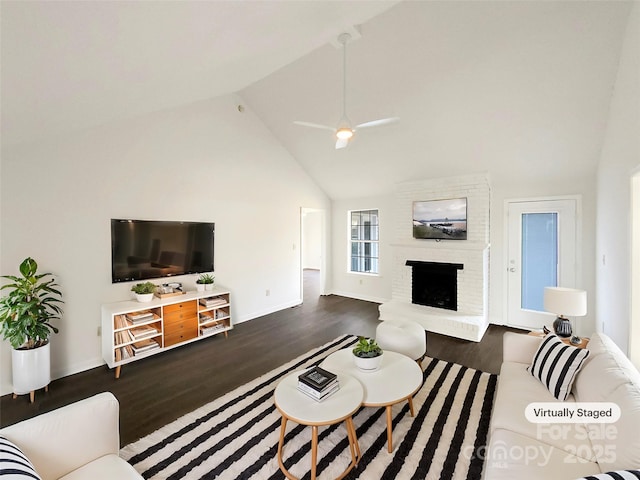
[379,174,490,342]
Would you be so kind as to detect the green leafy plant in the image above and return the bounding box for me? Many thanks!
[197,273,215,285]
[0,257,63,349]
[131,282,156,295]
[352,336,383,358]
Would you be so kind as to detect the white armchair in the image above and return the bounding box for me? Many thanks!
[0,392,142,480]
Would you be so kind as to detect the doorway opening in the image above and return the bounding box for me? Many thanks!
[301,208,327,302]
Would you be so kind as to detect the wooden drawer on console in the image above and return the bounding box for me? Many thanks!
[164,322,198,347]
[163,301,197,325]
[164,300,197,316]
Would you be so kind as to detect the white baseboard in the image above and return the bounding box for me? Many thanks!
[235,299,303,324]
[328,290,389,305]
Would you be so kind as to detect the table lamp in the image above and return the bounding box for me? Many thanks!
[543,287,587,345]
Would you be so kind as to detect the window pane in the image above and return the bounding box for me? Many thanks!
[521,213,558,311]
[351,212,360,226]
[351,257,359,271]
[369,258,379,273]
[364,222,371,240]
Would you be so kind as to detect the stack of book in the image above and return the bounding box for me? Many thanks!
[297,366,339,402]
[200,323,226,336]
[131,338,160,355]
[125,311,155,324]
[128,324,159,341]
[199,296,227,308]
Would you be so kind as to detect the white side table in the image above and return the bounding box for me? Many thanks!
[321,349,423,453]
[274,370,364,480]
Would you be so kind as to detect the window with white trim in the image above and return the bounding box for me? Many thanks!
[349,209,379,274]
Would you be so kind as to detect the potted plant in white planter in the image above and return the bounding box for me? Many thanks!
[0,257,63,402]
[131,282,156,302]
[352,336,384,372]
[198,273,215,291]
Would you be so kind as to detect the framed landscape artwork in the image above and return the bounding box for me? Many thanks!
[413,197,467,240]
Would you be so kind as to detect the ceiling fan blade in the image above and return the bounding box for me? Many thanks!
[335,137,350,149]
[355,117,400,129]
[293,121,335,132]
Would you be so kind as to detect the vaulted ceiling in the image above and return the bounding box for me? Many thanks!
[1,1,633,199]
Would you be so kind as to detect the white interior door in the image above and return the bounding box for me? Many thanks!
[506,198,578,330]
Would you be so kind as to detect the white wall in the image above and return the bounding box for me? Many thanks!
[331,195,393,304]
[596,3,640,354]
[0,94,330,395]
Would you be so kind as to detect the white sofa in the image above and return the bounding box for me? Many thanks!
[484,332,640,479]
[0,392,142,480]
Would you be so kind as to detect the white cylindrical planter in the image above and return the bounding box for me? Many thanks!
[12,342,51,397]
[196,283,205,292]
[205,284,214,291]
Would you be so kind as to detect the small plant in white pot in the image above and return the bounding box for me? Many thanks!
[352,336,384,372]
[0,257,63,402]
[195,278,205,292]
[198,273,215,291]
[131,282,156,302]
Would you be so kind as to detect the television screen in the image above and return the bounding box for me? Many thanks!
[412,198,467,240]
[111,219,215,283]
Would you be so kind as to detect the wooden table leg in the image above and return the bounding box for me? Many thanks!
[276,414,359,480]
[346,417,361,465]
[408,396,415,416]
[115,365,121,379]
[277,417,297,480]
[386,405,393,453]
[311,425,318,480]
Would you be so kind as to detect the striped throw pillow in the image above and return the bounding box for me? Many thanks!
[527,333,590,401]
[576,471,640,480]
[0,436,42,480]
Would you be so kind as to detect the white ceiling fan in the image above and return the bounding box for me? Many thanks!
[294,32,399,149]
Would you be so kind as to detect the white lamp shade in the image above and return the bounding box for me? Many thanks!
[543,287,587,317]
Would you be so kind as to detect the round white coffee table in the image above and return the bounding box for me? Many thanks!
[274,370,364,480]
[321,349,423,453]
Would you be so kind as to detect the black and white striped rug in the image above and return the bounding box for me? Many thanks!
[121,334,497,479]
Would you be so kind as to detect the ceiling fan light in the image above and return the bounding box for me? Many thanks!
[336,127,354,140]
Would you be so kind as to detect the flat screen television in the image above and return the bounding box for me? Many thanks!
[111,219,215,283]
[412,198,467,240]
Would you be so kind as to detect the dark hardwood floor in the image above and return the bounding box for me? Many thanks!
[0,270,521,446]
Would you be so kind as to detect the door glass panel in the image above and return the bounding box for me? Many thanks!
[521,213,558,311]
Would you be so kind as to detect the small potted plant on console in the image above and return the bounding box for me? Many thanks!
[131,282,156,302]
[198,273,215,291]
[352,336,384,372]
